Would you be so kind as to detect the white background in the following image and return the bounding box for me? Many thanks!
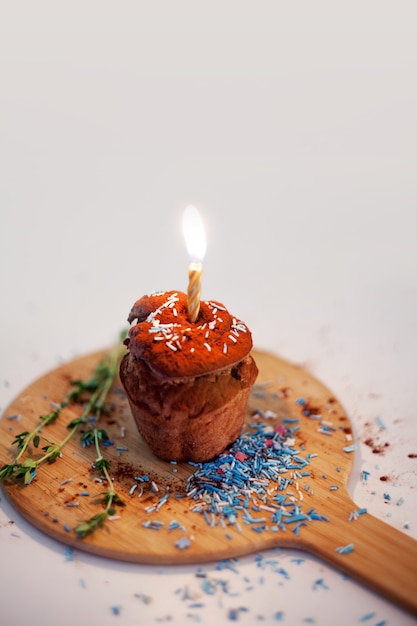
[1,2,416,625]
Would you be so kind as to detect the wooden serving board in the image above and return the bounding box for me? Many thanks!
[1,349,416,615]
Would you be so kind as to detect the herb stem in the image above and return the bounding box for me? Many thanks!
[14,407,65,464]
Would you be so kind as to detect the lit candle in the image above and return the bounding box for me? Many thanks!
[182,205,207,323]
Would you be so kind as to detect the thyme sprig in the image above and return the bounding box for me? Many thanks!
[0,334,127,537]
[74,427,125,538]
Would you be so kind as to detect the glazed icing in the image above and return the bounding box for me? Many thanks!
[125,291,253,378]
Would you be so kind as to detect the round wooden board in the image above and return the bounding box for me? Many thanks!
[0,349,354,564]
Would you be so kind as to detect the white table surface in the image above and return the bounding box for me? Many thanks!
[1,3,416,625]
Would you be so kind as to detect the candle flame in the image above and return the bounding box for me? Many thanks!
[182,205,207,262]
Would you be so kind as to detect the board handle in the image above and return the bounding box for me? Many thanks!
[307,493,417,616]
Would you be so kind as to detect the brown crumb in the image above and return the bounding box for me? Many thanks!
[408,453,417,459]
[364,438,390,455]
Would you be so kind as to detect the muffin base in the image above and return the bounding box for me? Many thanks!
[119,353,258,462]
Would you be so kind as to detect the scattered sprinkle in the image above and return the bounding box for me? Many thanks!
[110,605,122,615]
[375,416,386,430]
[175,536,191,550]
[336,543,355,554]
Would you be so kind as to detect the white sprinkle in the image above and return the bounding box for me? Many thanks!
[204,342,212,352]
[258,505,277,513]
[190,347,195,353]
[60,478,72,485]
[120,426,126,438]
[166,342,177,352]
[108,515,121,521]
[223,343,228,354]
[205,331,209,339]
[173,308,178,317]
[228,334,237,343]
[129,483,138,495]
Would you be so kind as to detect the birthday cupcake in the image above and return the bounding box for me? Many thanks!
[119,290,258,462]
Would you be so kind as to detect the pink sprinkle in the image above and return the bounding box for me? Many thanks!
[265,439,274,448]
[274,424,287,436]
[235,451,248,462]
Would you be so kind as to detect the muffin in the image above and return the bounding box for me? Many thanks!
[119,290,258,462]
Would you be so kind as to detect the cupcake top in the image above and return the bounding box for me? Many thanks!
[125,290,253,379]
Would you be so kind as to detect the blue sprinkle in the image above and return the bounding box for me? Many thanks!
[110,606,122,615]
[142,520,164,530]
[296,398,306,405]
[336,543,354,554]
[63,523,71,532]
[359,612,376,621]
[375,416,386,430]
[343,444,357,453]
[65,547,74,561]
[228,608,240,621]
[168,520,186,531]
[175,536,191,550]
[274,611,284,621]
[313,578,329,590]
[361,470,370,482]
[216,560,239,573]
[396,497,404,506]
[384,493,391,501]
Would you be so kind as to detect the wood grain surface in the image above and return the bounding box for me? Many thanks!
[1,349,416,615]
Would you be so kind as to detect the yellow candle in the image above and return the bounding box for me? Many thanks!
[187,261,203,323]
[182,205,207,323]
